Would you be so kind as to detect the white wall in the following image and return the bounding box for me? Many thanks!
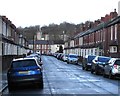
[51,45,58,53]
[0,41,2,56]
[118,1,120,16]
[0,16,2,34]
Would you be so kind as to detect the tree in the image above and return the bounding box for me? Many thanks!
[59,45,63,53]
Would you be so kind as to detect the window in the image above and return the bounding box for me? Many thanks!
[115,24,117,40]
[110,46,117,53]
[111,26,113,40]
[12,59,36,68]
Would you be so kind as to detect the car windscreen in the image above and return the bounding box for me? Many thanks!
[69,55,78,58]
[12,59,36,68]
[115,60,120,65]
[98,57,110,62]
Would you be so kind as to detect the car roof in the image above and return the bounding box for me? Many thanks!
[12,57,36,62]
[110,58,120,61]
[96,56,111,58]
[85,55,96,58]
[69,54,78,55]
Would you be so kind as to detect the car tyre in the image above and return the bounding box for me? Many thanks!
[95,69,99,75]
[91,69,94,74]
[82,66,85,70]
[109,71,114,79]
[103,70,107,78]
[8,84,14,92]
[85,66,88,71]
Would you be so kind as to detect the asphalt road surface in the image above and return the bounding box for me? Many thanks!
[2,55,120,96]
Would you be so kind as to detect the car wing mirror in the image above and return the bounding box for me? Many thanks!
[105,62,109,65]
[39,61,43,66]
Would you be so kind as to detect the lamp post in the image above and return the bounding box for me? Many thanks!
[63,31,65,41]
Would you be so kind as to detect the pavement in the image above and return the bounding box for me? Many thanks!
[0,71,8,94]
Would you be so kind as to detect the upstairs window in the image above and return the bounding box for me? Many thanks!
[111,26,113,40]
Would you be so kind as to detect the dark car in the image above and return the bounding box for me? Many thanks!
[82,55,96,71]
[103,58,120,79]
[7,57,43,91]
[91,56,111,75]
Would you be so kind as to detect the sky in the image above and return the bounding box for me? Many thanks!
[0,0,120,28]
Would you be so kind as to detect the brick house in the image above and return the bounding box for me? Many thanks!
[64,9,120,58]
[0,16,29,56]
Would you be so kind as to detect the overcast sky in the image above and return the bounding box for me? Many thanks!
[0,0,120,27]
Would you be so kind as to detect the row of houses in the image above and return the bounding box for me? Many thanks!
[64,9,120,58]
[0,16,30,56]
[28,39,64,54]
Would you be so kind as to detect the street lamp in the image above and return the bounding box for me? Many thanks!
[63,31,65,41]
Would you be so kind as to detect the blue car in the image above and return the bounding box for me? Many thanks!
[91,56,111,75]
[7,57,43,91]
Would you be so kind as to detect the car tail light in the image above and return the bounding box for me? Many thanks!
[114,64,118,69]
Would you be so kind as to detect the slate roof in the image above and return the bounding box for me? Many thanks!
[74,16,120,38]
[28,40,64,45]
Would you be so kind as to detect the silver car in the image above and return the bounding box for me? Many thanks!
[67,54,79,64]
[103,58,120,79]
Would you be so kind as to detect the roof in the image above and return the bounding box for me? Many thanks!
[12,57,36,61]
[29,40,53,45]
[28,40,64,45]
[53,40,64,44]
[74,16,120,38]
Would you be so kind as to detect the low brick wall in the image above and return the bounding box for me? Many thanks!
[2,55,23,71]
[78,56,83,63]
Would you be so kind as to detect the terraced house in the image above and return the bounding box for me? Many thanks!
[0,16,29,70]
[64,9,120,58]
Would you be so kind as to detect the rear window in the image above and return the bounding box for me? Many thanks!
[115,60,120,65]
[88,56,96,62]
[12,59,37,68]
[69,55,78,58]
[98,57,110,62]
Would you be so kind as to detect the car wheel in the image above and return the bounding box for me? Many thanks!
[8,84,14,92]
[109,71,114,79]
[95,69,99,75]
[85,66,88,71]
[91,69,94,74]
[82,66,85,70]
[67,61,69,64]
[38,78,44,89]
[103,70,107,78]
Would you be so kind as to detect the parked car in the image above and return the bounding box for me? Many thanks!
[103,58,120,79]
[91,56,111,75]
[57,53,63,60]
[82,55,96,71]
[67,54,79,64]
[27,53,42,64]
[62,54,68,62]
[7,57,43,91]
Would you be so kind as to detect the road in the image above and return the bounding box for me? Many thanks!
[2,55,120,96]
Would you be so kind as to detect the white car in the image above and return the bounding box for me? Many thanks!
[67,54,79,64]
[103,58,120,79]
[62,54,68,62]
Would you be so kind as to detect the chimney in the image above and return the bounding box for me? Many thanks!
[101,17,105,22]
[110,9,118,19]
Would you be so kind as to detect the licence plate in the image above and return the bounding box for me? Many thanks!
[19,71,29,74]
[87,63,91,65]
